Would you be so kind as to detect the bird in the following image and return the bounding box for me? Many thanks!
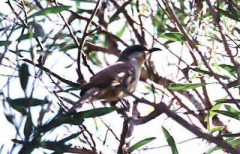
[70,45,161,111]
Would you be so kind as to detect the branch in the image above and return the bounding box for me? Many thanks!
[205,0,240,96]
[110,0,146,45]
[76,0,102,80]
[67,11,128,47]
[118,119,129,154]
[22,59,81,88]
[12,139,95,154]
[158,103,238,153]
[132,101,238,153]
[158,0,240,110]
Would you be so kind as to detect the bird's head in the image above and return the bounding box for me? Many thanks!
[118,45,161,63]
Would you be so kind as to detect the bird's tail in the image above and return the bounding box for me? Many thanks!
[69,88,100,112]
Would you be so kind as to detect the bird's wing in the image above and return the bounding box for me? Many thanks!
[80,62,134,96]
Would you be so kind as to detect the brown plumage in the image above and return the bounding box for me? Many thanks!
[80,61,135,99]
[69,45,161,111]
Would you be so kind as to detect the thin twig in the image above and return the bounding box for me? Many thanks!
[22,58,81,88]
[130,99,238,153]
[117,119,129,154]
[76,0,102,80]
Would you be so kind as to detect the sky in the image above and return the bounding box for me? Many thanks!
[0,0,239,154]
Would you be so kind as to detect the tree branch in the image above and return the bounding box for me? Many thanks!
[132,101,238,153]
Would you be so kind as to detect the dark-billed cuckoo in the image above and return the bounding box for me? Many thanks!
[70,45,161,111]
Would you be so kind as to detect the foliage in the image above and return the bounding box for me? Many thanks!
[0,0,240,153]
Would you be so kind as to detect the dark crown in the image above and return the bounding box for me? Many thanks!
[118,45,147,60]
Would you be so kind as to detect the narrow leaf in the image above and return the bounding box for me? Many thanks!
[162,127,178,154]
[227,80,238,88]
[209,102,224,119]
[39,141,71,153]
[224,105,239,114]
[59,131,82,143]
[210,126,225,133]
[159,32,185,42]
[212,110,240,120]
[17,33,34,41]
[206,138,240,154]
[190,67,229,79]
[74,107,115,120]
[19,63,30,91]
[0,41,11,46]
[167,83,205,90]
[222,133,240,137]
[116,24,127,37]
[89,52,102,66]
[29,6,71,18]
[235,27,240,34]
[215,99,235,104]
[216,7,240,21]
[205,145,222,154]
[7,98,48,114]
[129,137,156,152]
[218,64,237,78]
[39,107,115,132]
[24,112,34,139]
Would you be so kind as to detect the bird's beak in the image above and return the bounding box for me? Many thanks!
[148,47,161,53]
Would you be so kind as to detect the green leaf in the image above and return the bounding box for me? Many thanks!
[190,67,211,75]
[60,43,76,51]
[19,63,30,91]
[218,64,237,78]
[59,131,82,143]
[75,107,115,120]
[116,24,127,37]
[230,138,240,147]
[210,126,225,133]
[24,112,34,139]
[29,6,71,18]
[211,110,240,120]
[159,32,185,42]
[17,33,34,41]
[59,96,75,105]
[205,145,222,154]
[39,141,71,153]
[216,7,240,22]
[198,12,211,20]
[190,67,229,79]
[222,132,240,137]
[7,98,48,114]
[4,113,15,125]
[206,138,240,154]
[0,41,12,46]
[209,102,224,119]
[88,52,102,66]
[215,99,235,104]
[224,105,239,114]
[162,127,178,154]
[209,98,235,119]
[227,80,238,88]
[77,8,93,14]
[167,83,205,90]
[39,107,115,132]
[129,137,156,153]
[235,27,240,34]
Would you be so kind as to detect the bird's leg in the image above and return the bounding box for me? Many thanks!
[120,99,130,111]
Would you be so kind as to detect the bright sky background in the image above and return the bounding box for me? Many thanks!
[1,0,239,154]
